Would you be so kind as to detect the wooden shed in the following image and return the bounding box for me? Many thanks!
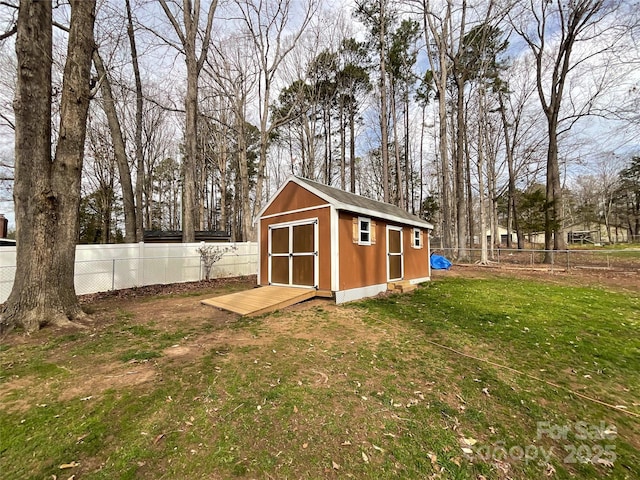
[257,176,433,303]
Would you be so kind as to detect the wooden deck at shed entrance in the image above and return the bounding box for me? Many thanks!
[201,286,317,316]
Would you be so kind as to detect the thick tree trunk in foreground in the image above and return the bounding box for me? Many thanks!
[1,0,96,334]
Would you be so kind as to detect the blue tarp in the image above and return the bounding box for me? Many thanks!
[430,254,452,270]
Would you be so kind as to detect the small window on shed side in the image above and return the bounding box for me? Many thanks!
[412,228,423,249]
[352,217,376,245]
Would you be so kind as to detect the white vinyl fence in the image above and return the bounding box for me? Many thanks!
[0,242,258,303]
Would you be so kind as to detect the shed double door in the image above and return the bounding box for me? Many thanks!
[269,220,318,288]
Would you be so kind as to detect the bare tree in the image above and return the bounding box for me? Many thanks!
[233,0,319,238]
[139,96,176,229]
[510,0,629,258]
[355,0,392,203]
[82,114,118,243]
[93,50,138,243]
[419,0,452,250]
[158,0,217,242]
[205,34,259,240]
[125,0,145,241]
[1,0,96,334]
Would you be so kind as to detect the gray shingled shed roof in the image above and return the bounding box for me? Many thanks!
[291,176,433,229]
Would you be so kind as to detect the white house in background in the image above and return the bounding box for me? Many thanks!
[484,226,518,247]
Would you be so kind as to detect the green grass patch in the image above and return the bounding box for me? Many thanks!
[1,276,638,479]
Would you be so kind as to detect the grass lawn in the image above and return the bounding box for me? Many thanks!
[1,274,639,479]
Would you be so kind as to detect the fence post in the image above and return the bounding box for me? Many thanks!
[551,250,554,273]
[199,241,205,281]
[566,250,570,270]
[530,251,534,268]
[137,242,145,288]
[111,258,116,290]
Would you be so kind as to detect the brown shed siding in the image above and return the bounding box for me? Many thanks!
[338,212,430,291]
[261,182,327,217]
[259,207,332,291]
[338,212,386,290]
[403,226,431,280]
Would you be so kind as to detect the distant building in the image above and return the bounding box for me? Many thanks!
[0,214,15,246]
[483,226,518,247]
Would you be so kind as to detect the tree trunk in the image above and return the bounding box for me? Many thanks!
[379,0,390,203]
[323,106,330,183]
[218,135,228,233]
[404,90,411,212]
[544,116,566,261]
[464,118,473,248]
[300,122,307,177]
[93,50,137,243]
[1,0,96,334]
[390,80,404,207]
[126,0,145,241]
[237,119,252,241]
[498,91,522,249]
[438,88,451,250]
[158,0,217,242]
[418,104,425,217]
[422,2,451,249]
[182,61,198,242]
[252,81,270,240]
[340,99,346,190]
[349,104,356,193]
[455,74,467,259]
[478,116,487,265]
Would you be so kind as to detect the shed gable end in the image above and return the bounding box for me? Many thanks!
[262,181,327,217]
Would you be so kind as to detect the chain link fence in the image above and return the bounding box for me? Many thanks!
[435,248,640,272]
[0,242,259,303]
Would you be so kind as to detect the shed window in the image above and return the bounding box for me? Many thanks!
[413,228,423,249]
[359,217,371,245]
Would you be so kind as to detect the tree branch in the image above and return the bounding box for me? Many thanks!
[158,0,187,46]
[0,25,16,41]
[0,111,15,130]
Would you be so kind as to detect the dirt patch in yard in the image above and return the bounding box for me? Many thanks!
[58,363,158,401]
[0,276,395,409]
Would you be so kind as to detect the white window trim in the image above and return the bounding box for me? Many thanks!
[358,217,371,246]
[413,227,421,248]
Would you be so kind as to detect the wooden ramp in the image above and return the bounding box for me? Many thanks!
[201,286,317,316]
